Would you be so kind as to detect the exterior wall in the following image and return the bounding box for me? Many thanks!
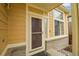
[47,5,69,50]
[26,5,48,55]
[48,7,68,38]
[64,13,68,35]
[8,4,26,44]
[0,3,68,55]
[48,12,54,38]
[28,6,48,16]
[28,6,43,15]
[27,5,69,52]
[0,4,8,54]
[47,37,69,50]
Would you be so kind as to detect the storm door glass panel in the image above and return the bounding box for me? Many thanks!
[32,17,42,32]
[32,17,42,49]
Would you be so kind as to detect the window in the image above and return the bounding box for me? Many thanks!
[53,9,63,19]
[53,9,64,36]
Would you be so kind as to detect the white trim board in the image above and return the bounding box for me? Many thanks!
[46,35,68,42]
[28,48,45,56]
[1,42,26,56]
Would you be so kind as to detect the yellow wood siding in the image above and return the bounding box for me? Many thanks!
[0,4,8,54]
[48,12,54,38]
[8,4,26,44]
[0,3,68,55]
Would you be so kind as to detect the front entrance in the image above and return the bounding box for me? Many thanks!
[27,12,45,55]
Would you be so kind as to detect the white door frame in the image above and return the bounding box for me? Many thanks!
[26,11,46,55]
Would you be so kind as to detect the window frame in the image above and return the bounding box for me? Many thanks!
[53,8,65,36]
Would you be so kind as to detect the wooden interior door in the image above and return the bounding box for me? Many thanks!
[32,17,42,49]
